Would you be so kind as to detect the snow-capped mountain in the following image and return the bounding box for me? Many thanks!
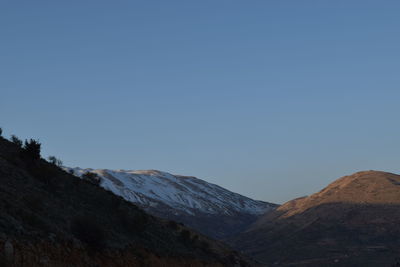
[65,167,277,239]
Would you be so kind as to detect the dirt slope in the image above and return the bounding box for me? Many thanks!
[230,171,400,266]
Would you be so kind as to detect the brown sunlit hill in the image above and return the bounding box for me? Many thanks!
[229,170,400,267]
[0,135,253,267]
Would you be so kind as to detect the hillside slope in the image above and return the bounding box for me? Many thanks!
[65,167,277,239]
[230,171,400,266]
[0,136,252,267]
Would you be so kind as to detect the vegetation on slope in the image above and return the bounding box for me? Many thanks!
[0,132,250,266]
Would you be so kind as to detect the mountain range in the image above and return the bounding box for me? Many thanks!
[3,130,400,266]
[65,167,277,239]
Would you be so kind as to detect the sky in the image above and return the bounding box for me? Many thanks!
[1,1,400,203]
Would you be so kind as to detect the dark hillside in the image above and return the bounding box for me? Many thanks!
[0,135,251,266]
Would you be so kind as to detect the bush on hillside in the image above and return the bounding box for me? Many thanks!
[118,209,149,233]
[23,139,41,161]
[132,212,149,232]
[10,135,23,148]
[168,220,179,230]
[200,240,210,251]
[28,163,57,185]
[82,172,102,186]
[180,229,192,244]
[71,216,105,250]
[48,156,63,167]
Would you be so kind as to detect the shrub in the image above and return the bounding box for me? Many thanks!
[132,212,149,232]
[48,156,63,167]
[192,234,199,242]
[180,229,192,244]
[20,210,47,230]
[200,240,210,251]
[111,196,122,209]
[10,135,23,148]
[0,127,2,136]
[23,139,41,160]
[82,172,102,186]
[71,216,105,250]
[28,164,56,185]
[167,220,179,230]
[119,210,149,233]
[23,194,44,212]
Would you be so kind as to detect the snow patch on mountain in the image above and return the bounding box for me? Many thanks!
[65,167,273,216]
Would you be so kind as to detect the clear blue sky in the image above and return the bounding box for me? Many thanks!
[1,1,400,203]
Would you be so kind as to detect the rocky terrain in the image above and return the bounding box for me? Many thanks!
[229,171,400,266]
[0,135,252,267]
[65,167,277,239]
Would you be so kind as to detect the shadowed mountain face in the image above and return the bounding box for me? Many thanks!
[229,171,400,267]
[65,167,277,239]
[0,137,252,267]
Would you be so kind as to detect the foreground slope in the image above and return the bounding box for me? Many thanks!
[66,167,277,239]
[0,137,251,267]
[230,171,400,266]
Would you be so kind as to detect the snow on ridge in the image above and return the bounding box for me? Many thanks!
[64,167,274,216]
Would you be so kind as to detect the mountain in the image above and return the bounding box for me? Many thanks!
[65,167,277,239]
[0,136,253,266]
[229,170,400,266]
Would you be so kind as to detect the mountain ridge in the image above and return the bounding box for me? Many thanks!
[65,167,277,239]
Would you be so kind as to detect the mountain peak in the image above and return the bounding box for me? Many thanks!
[67,167,273,215]
[276,170,400,218]
[231,170,400,266]
[65,166,277,239]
